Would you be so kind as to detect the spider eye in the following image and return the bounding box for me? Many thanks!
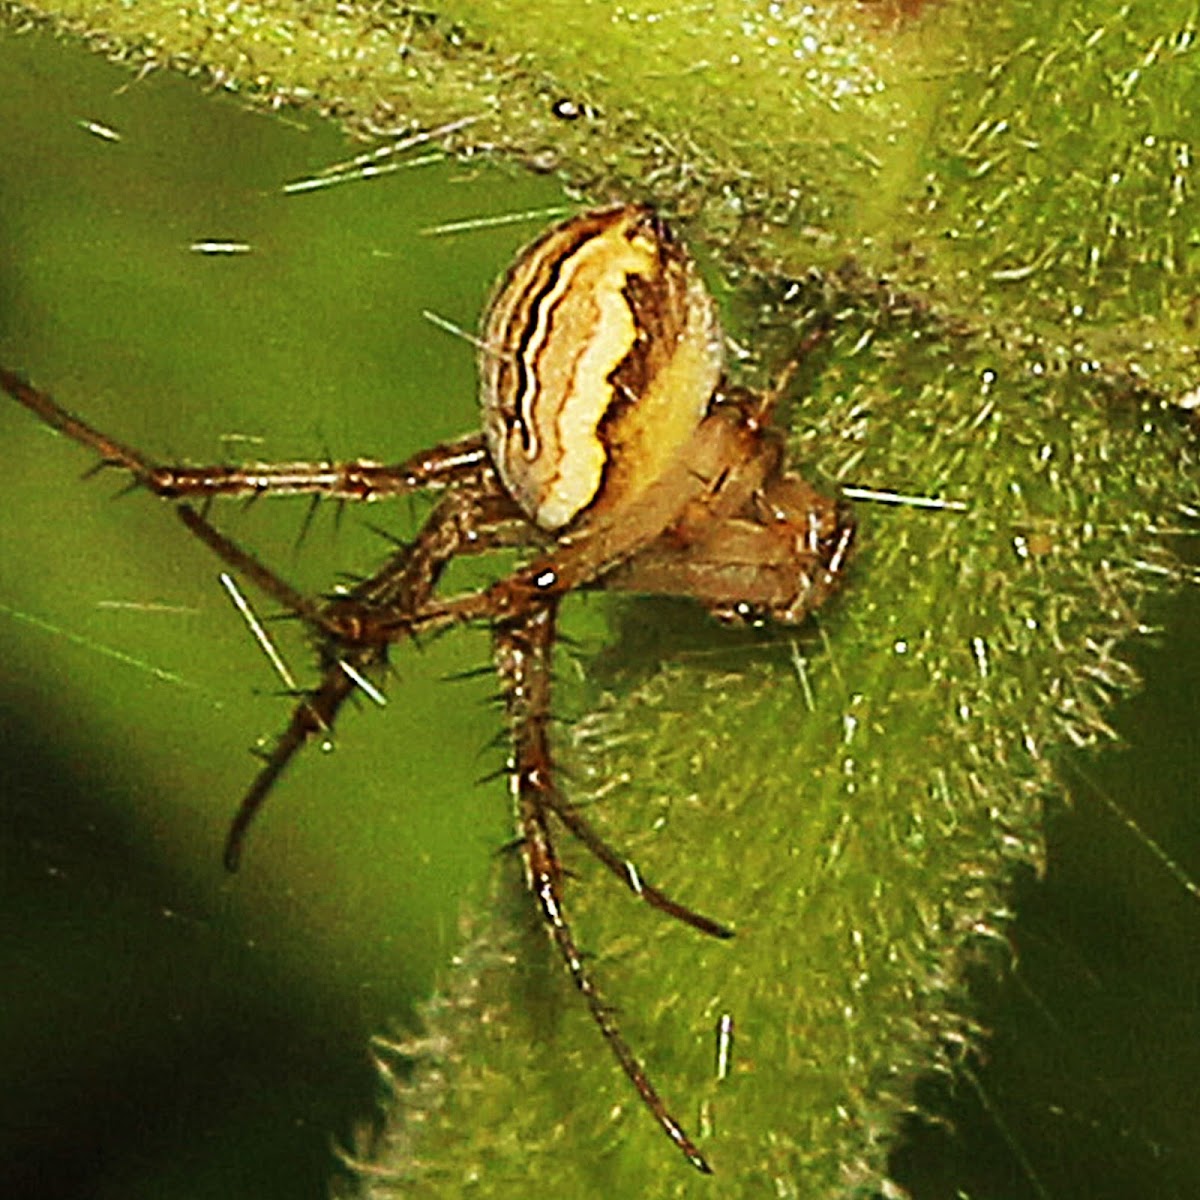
[714,601,769,627]
[480,204,725,532]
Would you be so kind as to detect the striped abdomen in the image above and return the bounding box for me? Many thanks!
[480,205,725,532]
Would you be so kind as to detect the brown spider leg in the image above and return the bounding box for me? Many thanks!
[602,522,850,620]
[176,505,335,635]
[0,366,490,501]
[495,602,714,1175]
[0,367,534,864]
[314,491,731,932]
[604,489,856,624]
[351,405,774,643]
[219,486,530,869]
[147,435,491,502]
[223,647,361,870]
[540,794,733,939]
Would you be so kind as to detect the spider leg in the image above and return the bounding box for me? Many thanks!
[540,793,733,939]
[143,434,492,502]
[605,507,855,624]
[0,367,490,500]
[176,505,335,633]
[223,649,362,870]
[489,596,729,935]
[348,402,796,644]
[0,366,539,865]
[605,468,856,625]
[494,602,714,1174]
[349,439,735,640]
[221,485,530,868]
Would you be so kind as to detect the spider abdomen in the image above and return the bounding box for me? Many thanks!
[480,205,725,532]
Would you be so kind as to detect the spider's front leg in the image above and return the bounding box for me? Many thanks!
[493,601,718,1174]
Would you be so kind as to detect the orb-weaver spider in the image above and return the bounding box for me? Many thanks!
[1,204,854,1172]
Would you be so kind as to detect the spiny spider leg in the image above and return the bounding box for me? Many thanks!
[495,601,713,1175]
[0,367,527,865]
[342,405,768,644]
[176,505,334,634]
[0,366,491,501]
[219,485,531,868]
[1,367,162,486]
[145,434,491,501]
[540,792,733,940]
[224,644,364,870]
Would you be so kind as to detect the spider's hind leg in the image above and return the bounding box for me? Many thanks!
[492,595,733,937]
[494,600,719,1173]
[220,486,529,868]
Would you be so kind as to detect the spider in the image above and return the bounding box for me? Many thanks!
[1,203,854,1174]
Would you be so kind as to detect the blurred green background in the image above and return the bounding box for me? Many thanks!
[0,24,567,1198]
[1,23,1199,1200]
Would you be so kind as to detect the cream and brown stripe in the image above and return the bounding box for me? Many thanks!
[480,205,725,532]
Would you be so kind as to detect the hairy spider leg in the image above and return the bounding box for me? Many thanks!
[494,601,714,1174]
[0,368,504,854]
[276,503,734,937]
[176,505,334,633]
[182,485,530,868]
[0,366,491,502]
[4,366,735,1165]
[1,371,739,926]
[539,792,732,939]
[603,490,857,621]
[349,399,780,640]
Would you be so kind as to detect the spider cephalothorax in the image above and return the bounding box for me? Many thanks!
[1,203,854,1173]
